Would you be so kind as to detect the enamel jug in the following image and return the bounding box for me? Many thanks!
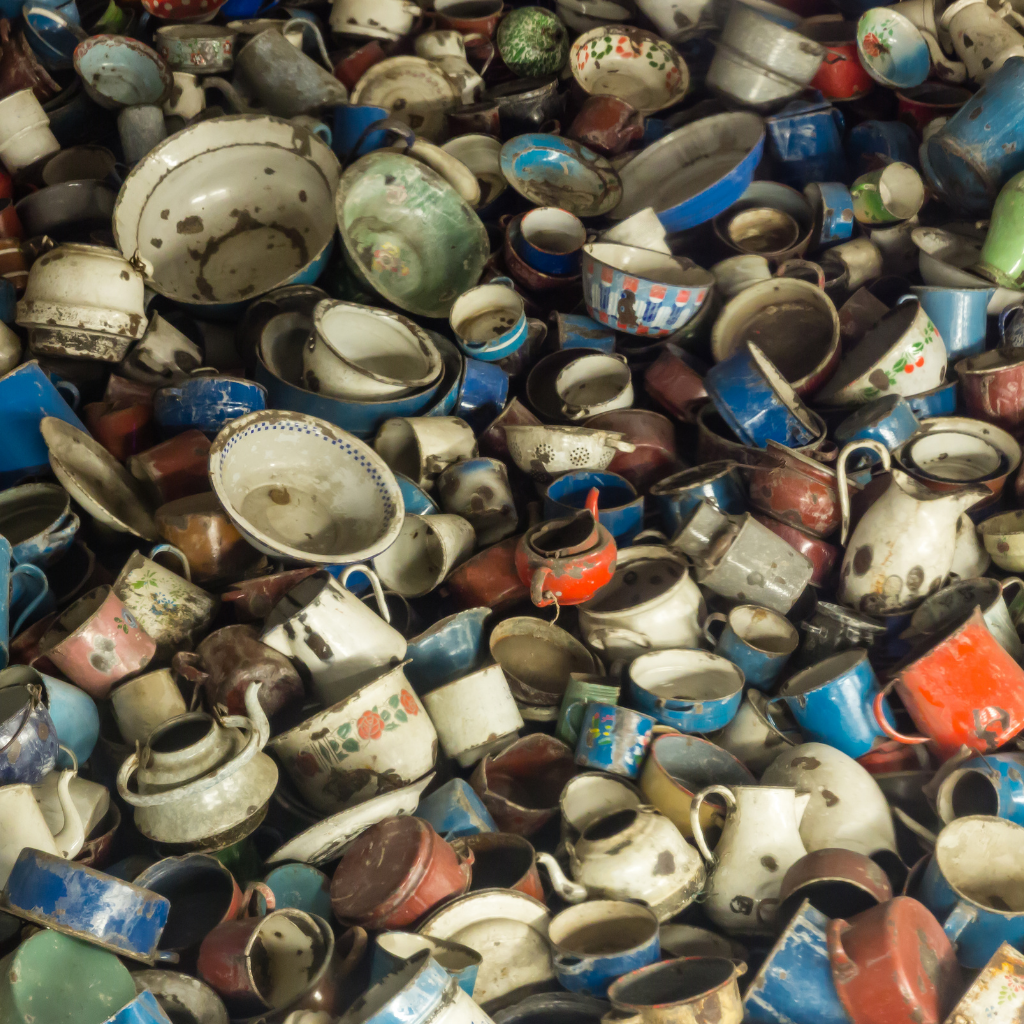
[690,785,809,935]
[836,440,988,614]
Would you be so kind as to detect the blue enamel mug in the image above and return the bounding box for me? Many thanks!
[0,482,79,569]
[415,777,497,839]
[0,360,84,489]
[457,358,509,431]
[372,933,482,996]
[0,537,49,669]
[544,470,644,546]
[334,104,390,162]
[629,649,744,733]
[551,312,616,352]
[515,206,587,276]
[765,98,847,189]
[803,182,854,248]
[703,604,798,690]
[743,900,849,1024]
[450,276,529,362]
[936,753,1024,826]
[910,285,994,360]
[773,649,896,758]
[649,461,746,536]
[548,900,660,998]
[404,608,491,694]
[575,703,656,779]
[919,815,1024,968]
[834,395,919,459]
[906,379,958,419]
[153,373,267,439]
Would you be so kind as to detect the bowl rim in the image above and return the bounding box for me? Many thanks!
[208,409,405,564]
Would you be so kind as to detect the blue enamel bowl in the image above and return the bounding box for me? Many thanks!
[613,112,766,232]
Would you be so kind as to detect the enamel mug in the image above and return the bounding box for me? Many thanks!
[703,604,798,690]
[629,649,744,733]
[0,536,48,668]
[371,933,481,996]
[261,567,406,706]
[575,703,656,779]
[450,277,530,362]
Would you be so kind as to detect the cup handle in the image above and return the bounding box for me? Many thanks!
[53,379,80,410]
[282,17,333,69]
[148,543,192,583]
[10,564,48,636]
[345,116,413,165]
[240,882,276,918]
[339,564,391,623]
[703,612,727,648]
[941,899,977,947]
[1001,577,1024,607]
[690,784,736,864]
[171,650,209,687]
[999,302,1024,346]
[873,682,931,745]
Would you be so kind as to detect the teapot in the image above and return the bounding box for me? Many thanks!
[117,681,278,849]
[537,805,706,921]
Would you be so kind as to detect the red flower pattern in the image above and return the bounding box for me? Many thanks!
[358,711,385,740]
[400,690,419,716]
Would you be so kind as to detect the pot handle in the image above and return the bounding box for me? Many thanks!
[53,379,80,410]
[118,685,267,806]
[588,627,650,652]
[339,564,390,624]
[999,302,1024,346]
[282,17,334,70]
[837,440,890,544]
[703,612,727,648]
[148,543,192,583]
[826,919,857,983]
[1001,576,1024,608]
[689,784,737,865]
[530,566,555,608]
[939,899,977,948]
[872,681,930,746]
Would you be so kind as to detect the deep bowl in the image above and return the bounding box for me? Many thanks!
[336,150,488,319]
[208,409,404,564]
[581,242,714,337]
[113,115,340,313]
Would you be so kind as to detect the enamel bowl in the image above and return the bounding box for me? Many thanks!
[581,242,714,337]
[499,134,622,218]
[610,112,765,232]
[903,430,1005,482]
[336,150,489,319]
[208,409,404,564]
[113,115,340,314]
[856,8,930,89]
[569,25,690,115]
[73,35,172,108]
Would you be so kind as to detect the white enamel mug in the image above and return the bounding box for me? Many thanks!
[422,663,523,767]
[0,779,83,885]
[373,514,476,598]
[556,353,634,420]
[164,72,206,119]
[330,0,422,39]
[374,417,478,489]
[261,567,407,705]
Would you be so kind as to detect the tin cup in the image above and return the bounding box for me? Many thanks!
[516,207,587,276]
[703,604,798,690]
[450,276,529,362]
[575,703,656,779]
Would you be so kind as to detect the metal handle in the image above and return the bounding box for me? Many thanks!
[10,564,48,636]
[690,784,736,864]
[703,612,727,648]
[873,682,930,746]
[837,439,890,544]
[340,564,390,624]
[148,543,192,583]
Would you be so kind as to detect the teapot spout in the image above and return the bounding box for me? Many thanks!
[535,852,588,903]
[795,791,811,825]
[243,682,270,752]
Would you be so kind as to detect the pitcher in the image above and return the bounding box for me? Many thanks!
[837,440,989,614]
[690,785,809,935]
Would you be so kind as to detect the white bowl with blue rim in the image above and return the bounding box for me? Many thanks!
[609,111,765,233]
[582,242,714,337]
[856,8,930,89]
[208,409,404,564]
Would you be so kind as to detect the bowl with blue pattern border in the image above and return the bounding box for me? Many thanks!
[209,409,404,564]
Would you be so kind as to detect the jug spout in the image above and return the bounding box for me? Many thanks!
[536,852,588,903]
[52,770,85,859]
[795,791,811,825]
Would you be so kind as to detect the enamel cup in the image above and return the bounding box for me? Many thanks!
[450,276,529,362]
[703,604,798,690]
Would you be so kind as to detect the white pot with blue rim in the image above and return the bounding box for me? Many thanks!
[336,948,495,1024]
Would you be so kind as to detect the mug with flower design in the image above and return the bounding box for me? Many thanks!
[111,543,219,660]
[268,660,438,814]
[39,586,156,698]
